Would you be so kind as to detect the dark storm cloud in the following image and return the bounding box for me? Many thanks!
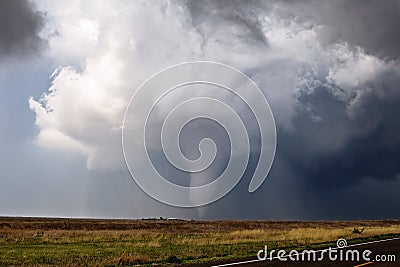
[201,81,400,219]
[283,0,400,60]
[280,83,400,189]
[182,0,269,47]
[184,0,400,60]
[0,0,46,58]
[182,0,400,187]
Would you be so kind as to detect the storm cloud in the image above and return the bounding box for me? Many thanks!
[0,0,46,58]
[298,0,400,60]
[14,0,400,218]
[178,0,400,190]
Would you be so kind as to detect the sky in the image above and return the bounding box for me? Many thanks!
[0,0,399,220]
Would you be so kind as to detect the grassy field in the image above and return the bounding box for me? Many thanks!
[0,217,399,266]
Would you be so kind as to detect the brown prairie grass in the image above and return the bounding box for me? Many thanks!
[113,253,150,265]
[0,218,399,266]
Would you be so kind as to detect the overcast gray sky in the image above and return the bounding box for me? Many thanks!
[0,0,399,220]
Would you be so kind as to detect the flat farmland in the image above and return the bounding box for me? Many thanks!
[0,217,399,266]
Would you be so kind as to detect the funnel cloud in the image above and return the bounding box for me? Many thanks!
[0,0,399,220]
